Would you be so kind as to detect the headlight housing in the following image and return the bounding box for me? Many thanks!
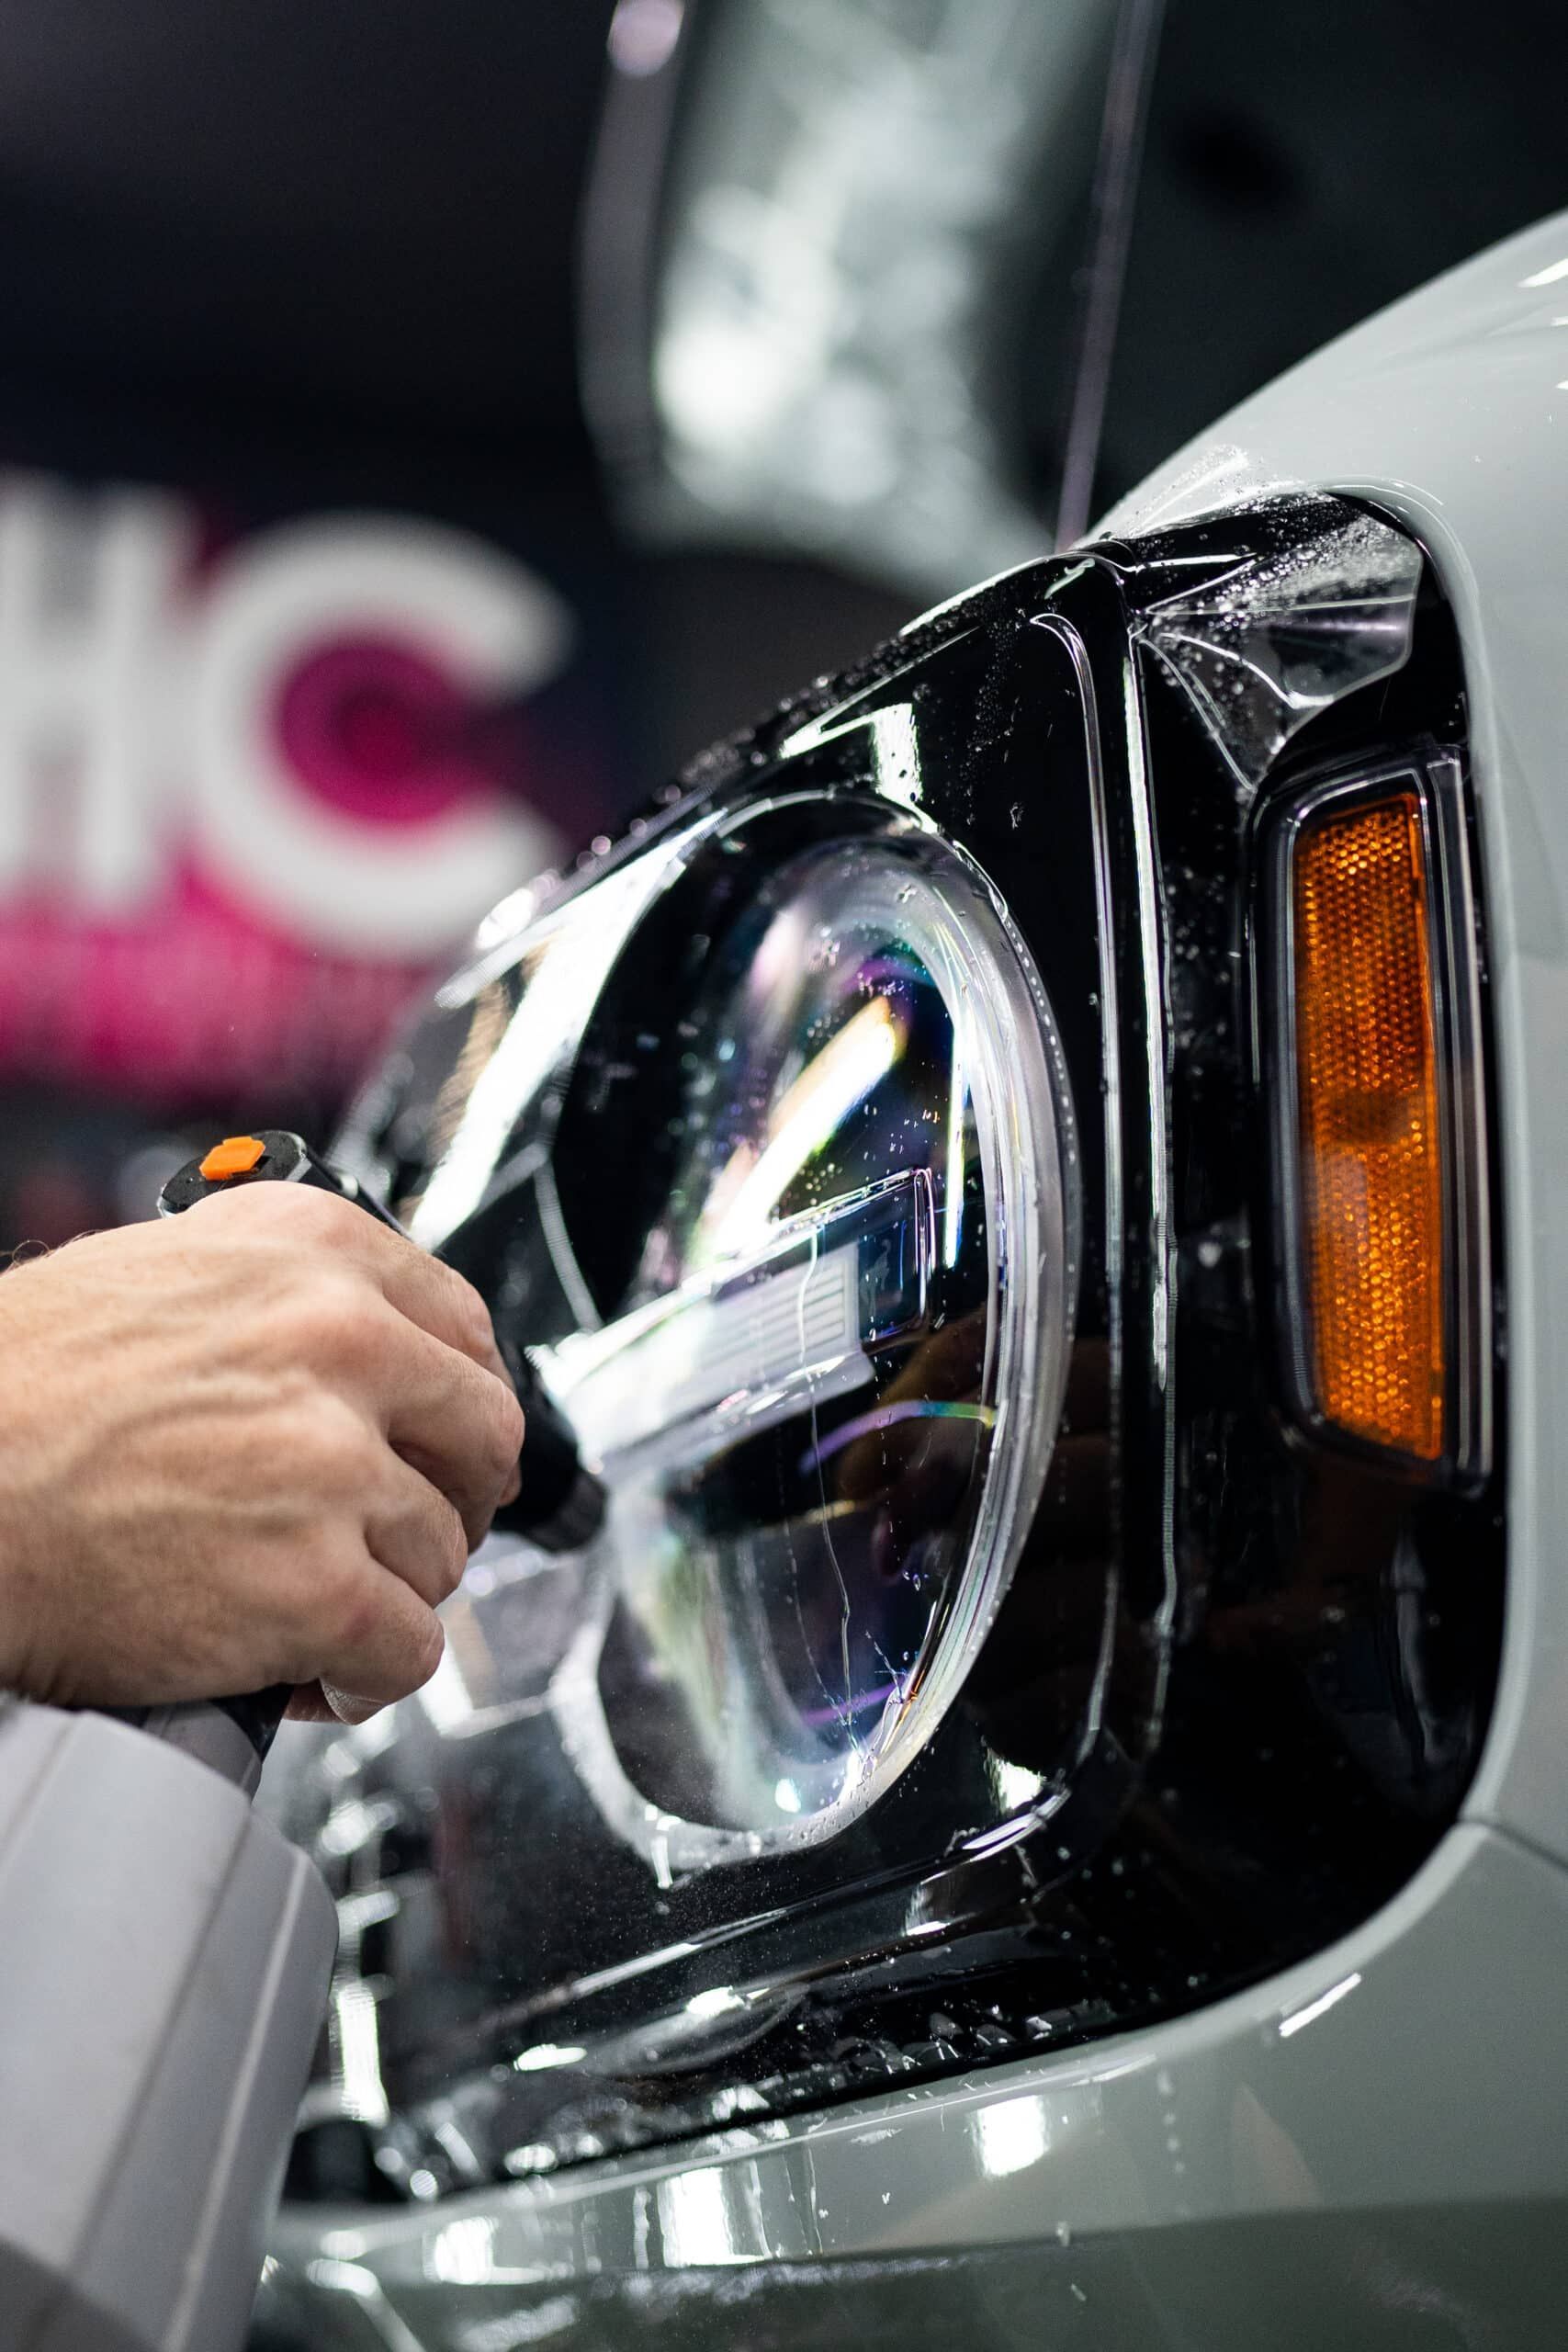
[284,494,1504,2202]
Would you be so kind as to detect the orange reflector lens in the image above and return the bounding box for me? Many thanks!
[1292,792,1445,1460]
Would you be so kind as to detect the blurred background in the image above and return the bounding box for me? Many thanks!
[0,0,1562,1250]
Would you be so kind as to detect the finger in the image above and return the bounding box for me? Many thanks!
[345,1218,513,1387]
[379,1325,525,1549]
[284,1681,341,1724]
[207,1184,514,1387]
[283,1679,401,1728]
[310,1556,446,1709]
[320,1681,396,1727]
[366,1451,469,1605]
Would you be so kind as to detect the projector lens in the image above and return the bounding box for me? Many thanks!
[547,831,1077,1864]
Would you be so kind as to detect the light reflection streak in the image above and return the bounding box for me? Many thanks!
[992,1758,1044,1809]
[333,1979,389,2128]
[1278,1970,1361,2040]
[416,1643,477,1735]
[412,860,675,1247]
[656,2165,747,2267]
[798,1678,901,1728]
[319,2231,367,2259]
[797,1396,994,1476]
[513,2041,588,2073]
[869,705,922,810]
[427,2216,497,2285]
[705,994,903,1256]
[306,2260,379,2298]
[942,1061,969,1265]
[685,1985,746,2020]
[305,2261,428,2352]
[460,2297,580,2347]
[972,2094,1051,2178]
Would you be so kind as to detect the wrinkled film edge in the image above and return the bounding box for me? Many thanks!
[1129,496,1423,795]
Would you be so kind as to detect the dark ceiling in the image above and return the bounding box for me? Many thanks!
[0,0,1562,575]
[1100,0,1568,507]
[0,0,617,510]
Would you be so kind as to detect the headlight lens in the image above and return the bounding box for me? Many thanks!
[546,830,1077,1864]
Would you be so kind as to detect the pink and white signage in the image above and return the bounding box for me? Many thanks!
[0,476,591,1102]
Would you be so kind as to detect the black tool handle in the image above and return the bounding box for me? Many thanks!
[158,1125,400,1227]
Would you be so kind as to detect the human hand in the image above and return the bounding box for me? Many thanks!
[0,1184,524,1723]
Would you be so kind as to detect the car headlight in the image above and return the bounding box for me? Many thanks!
[284,492,1504,2203]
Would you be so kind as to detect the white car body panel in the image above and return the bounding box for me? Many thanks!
[264,213,1568,2351]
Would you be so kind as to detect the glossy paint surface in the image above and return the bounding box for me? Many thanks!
[260,1825,1568,2347]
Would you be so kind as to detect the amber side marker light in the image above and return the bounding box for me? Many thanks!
[1288,786,1448,1463]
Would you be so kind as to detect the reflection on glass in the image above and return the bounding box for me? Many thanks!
[656,2165,749,2267]
[546,836,1076,1865]
[971,2094,1051,2179]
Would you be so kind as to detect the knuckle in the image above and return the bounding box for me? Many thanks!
[273,1276,380,1371]
[285,1398,380,1495]
[277,1183,358,1238]
[319,1563,385,1660]
[498,1381,526,1454]
[443,1269,498,1360]
[220,1181,340,1240]
[435,1505,469,1592]
[265,1551,350,1678]
[359,1602,441,1704]
[481,1382,525,1481]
